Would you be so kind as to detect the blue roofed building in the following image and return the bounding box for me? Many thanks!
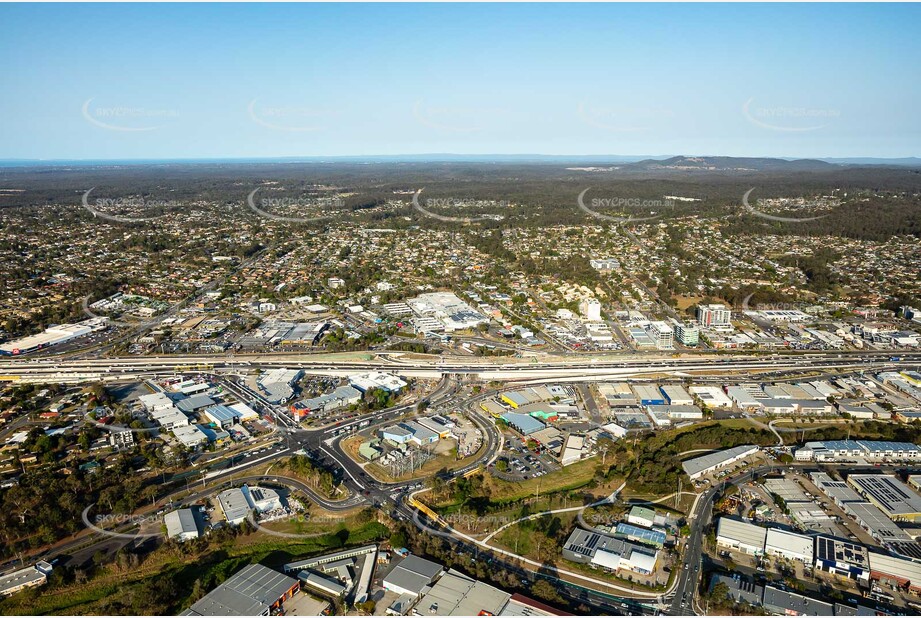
[203,405,242,429]
[500,412,546,436]
[615,522,666,548]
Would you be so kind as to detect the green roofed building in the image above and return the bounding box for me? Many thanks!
[359,440,383,461]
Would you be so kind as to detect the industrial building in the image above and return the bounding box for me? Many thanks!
[299,571,346,597]
[596,382,637,407]
[615,523,666,548]
[500,412,546,436]
[182,563,300,616]
[716,518,767,555]
[0,318,107,355]
[761,585,833,616]
[814,536,870,584]
[842,501,913,544]
[202,405,243,428]
[627,506,656,529]
[763,528,814,562]
[809,472,866,507]
[632,384,665,406]
[500,391,530,408]
[228,402,260,421]
[681,445,759,480]
[291,385,361,417]
[256,368,301,403]
[726,385,766,411]
[708,573,764,607]
[412,569,511,616]
[846,474,921,522]
[165,508,200,542]
[245,486,283,513]
[217,485,283,525]
[381,425,413,444]
[561,528,659,575]
[867,550,921,593]
[400,421,439,446]
[382,555,444,598]
[660,385,693,406]
[646,404,703,421]
[176,394,216,414]
[217,487,253,526]
[795,440,921,463]
[710,574,877,617]
[762,478,812,504]
[0,561,53,597]
[172,424,208,449]
[689,385,734,409]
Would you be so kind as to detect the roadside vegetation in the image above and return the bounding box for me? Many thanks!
[0,517,390,615]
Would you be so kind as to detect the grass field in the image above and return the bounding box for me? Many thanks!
[432,457,617,518]
[491,511,580,557]
[487,457,610,502]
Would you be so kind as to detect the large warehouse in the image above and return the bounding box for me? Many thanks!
[868,551,921,593]
[814,536,870,584]
[383,555,444,598]
[764,528,814,562]
[847,474,921,522]
[562,528,660,574]
[412,569,511,616]
[182,564,299,616]
[716,518,767,555]
[682,445,759,480]
[0,318,107,355]
[796,440,921,463]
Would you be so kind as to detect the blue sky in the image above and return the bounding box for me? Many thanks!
[0,3,918,160]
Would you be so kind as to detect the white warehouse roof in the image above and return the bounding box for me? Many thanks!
[765,528,814,560]
[717,517,767,551]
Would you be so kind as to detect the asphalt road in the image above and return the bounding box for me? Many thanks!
[666,464,789,616]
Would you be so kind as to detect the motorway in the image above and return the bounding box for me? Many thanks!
[5,349,921,613]
[1,350,919,385]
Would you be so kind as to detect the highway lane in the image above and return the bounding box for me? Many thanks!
[1,356,914,386]
[666,464,790,616]
[2,349,920,373]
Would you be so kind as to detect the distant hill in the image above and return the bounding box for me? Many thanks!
[819,157,921,167]
[625,156,837,172]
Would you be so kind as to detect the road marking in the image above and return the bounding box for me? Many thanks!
[321,444,365,490]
